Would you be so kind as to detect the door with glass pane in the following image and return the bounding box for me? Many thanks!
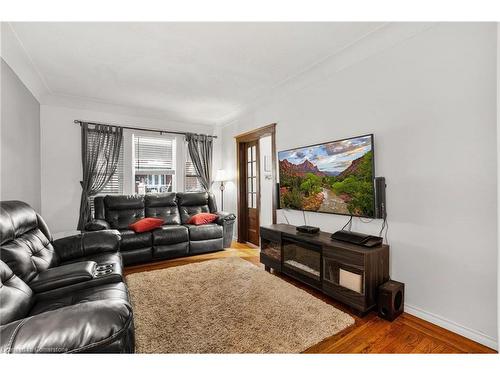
[245,140,260,246]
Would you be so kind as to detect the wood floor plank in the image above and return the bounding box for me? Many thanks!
[378,324,425,353]
[329,318,395,353]
[398,314,493,353]
[411,337,448,354]
[124,243,497,354]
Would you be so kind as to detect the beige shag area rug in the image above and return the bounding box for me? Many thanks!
[126,257,354,353]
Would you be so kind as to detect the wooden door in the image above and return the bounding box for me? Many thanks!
[235,123,276,245]
[245,141,260,245]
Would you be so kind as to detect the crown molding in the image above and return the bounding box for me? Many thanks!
[216,22,437,129]
[40,92,216,128]
[0,22,50,101]
[2,21,437,130]
[1,21,215,127]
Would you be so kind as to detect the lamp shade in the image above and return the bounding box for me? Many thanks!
[214,169,227,182]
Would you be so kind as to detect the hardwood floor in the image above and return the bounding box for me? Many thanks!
[124,242,496,354]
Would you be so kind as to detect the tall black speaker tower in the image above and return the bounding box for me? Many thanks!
[374,177,386,219]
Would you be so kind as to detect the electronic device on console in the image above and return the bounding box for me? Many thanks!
[296,225,320,234]
[330,230,383,247]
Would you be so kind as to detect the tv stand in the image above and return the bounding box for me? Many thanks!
[260,224,390,315]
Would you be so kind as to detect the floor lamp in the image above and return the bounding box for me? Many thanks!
[214,169,227,211]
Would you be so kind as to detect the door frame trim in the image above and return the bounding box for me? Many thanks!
[235,123,277,243]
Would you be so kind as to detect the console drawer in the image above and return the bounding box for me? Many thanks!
[323,246,364,268]
[323,282,367,312]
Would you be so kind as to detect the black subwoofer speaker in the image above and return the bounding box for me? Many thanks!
[378,280,404,321]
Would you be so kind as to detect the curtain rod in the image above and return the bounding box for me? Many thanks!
[73,120,217,139]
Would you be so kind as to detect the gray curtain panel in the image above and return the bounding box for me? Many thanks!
[77,123,123,230]
[186,133,213,192]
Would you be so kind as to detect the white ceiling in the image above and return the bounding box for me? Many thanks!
[8,22,384,125]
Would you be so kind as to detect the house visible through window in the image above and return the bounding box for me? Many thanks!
[134,135,176,194]
[185,147,203,192]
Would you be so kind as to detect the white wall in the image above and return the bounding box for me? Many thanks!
[0,59,41,211]
[259,135,273,227]
[496,22,500,350]
[40,104,216,234]
[219,23,498,348]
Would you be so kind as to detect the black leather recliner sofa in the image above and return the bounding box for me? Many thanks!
[0,201,134,353]
[85,192,236,266]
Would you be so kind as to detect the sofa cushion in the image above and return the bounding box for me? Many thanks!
[189,238,224,254]
[177,192,211,224]
[185,223,223,241]
[1,202,59,284]
[153,242,189,259]
[145,193,181,225]
[0,201,39,243]
[121,247,153,266]
[129,217,165,233]
[29,282,129,316]
[187,212,218,225]
[0,260,34,325]
[0,228,58,284]
[0,300,133,353]
[119,229,152,251]
[152,225,189,245]
[93,196,106,220]
[104,195,145,229]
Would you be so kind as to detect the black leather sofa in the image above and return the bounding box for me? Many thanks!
[0,200,134,353]
[85,192,236,266]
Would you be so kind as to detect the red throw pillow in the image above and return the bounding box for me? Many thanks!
[187,213,218,225]
[129,217,165,233]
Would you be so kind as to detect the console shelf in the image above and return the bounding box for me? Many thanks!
[260,224,390,315]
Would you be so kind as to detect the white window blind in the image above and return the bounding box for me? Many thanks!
[185,147,203,192]
[134,135,176,194]
[134,135,174,172]
[98,150,124,195]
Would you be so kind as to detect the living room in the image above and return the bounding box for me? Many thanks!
[1,1,499,372]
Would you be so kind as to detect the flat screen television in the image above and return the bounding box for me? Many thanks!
[278,134,375,218]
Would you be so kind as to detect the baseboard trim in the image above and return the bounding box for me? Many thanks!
[405,304,498,350]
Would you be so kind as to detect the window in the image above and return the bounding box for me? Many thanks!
[185,147,203,192]
[133,135,176,194]
[97,150,124,196]
[247,143,257,208]
[87,130,124,214]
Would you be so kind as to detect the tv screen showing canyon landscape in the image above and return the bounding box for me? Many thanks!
[278,134,375,217]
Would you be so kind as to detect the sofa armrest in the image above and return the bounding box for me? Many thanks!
[84,219,111,231]
[215,211,236,225]
[0,300,133,353]
[52,230,121,263]
[216,212,236,248]
[28,261,96,293]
